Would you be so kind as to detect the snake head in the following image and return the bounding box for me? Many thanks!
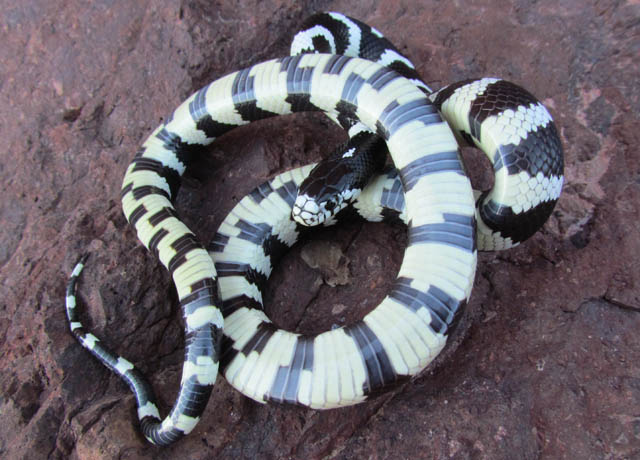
[292,159,359,226]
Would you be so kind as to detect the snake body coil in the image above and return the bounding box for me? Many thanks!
[65,12,563,446]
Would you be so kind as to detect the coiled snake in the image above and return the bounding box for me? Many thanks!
[65,12,563,446]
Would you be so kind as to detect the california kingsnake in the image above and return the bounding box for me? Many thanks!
[65,12,563,446]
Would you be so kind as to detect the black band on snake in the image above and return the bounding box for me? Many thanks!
[65,12,563,446]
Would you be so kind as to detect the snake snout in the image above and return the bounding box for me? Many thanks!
[292,194,324,226]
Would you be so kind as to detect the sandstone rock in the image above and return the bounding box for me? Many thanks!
[1,0,638,458]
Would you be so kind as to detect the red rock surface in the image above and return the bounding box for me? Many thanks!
[1,0,638,458]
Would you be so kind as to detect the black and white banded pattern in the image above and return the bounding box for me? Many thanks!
[67,53,475,444]
[211,165,475,407]
[290,13,563,250]
[64,11,564,446]
[431,78,564,249]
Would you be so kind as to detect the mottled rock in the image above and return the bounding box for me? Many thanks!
[0,0,638,459]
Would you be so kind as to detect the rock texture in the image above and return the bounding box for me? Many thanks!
[1,0,639,458]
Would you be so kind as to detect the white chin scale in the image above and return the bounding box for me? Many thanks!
[291,195,330,227]
[292,194,346,226]
[292,194,325,226]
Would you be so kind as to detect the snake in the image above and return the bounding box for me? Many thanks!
[65,12,563,446]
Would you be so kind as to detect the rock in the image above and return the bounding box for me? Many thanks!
[1,0,639,458]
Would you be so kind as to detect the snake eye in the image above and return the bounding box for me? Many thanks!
[324,201,336,211]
